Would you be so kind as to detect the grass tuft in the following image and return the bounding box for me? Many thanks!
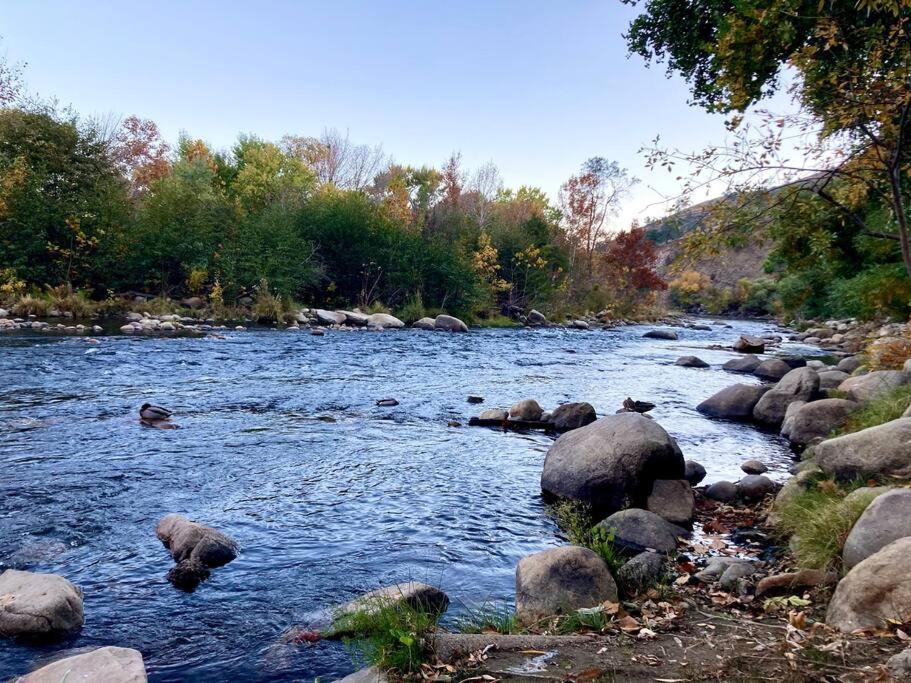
[836,386,911,436]
[12,294,49,317]
[549,501,627,575]
[453,601,522,635]
[335,601,437,675]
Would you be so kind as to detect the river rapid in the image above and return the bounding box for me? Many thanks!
[0,319,813,681]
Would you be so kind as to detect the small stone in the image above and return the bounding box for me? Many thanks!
[737,474,775,499]
[684,460,706,485]
[740,459,767,475]
[705,480,737,502]
[675,356,709,368]
[467,395,484,404]
[617,551,665,594]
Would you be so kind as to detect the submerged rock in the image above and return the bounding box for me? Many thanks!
[15,646,147,683]
[643,329,677,340]
[0,569,83,639]
[541,413,685,515]
[515,546,617,624]
[155,514,238,591]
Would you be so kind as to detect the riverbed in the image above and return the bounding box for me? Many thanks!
[0,319,810,681]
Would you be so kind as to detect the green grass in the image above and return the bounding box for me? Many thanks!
[556,606,610,634]
[772,478,881,573]
[549,501,628,575]
[453,601,522,634]
[836,386,911,436]
[474,314,521,328]
[334,601,438,675]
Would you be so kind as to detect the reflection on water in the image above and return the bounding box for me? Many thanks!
[0,320,801,681]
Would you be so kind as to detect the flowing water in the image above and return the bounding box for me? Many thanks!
[0,319,811,681]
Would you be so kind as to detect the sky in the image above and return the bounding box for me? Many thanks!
[0,1,787,228]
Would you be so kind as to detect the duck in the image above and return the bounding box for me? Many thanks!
[621,397,655,414]
[140,403,173,421]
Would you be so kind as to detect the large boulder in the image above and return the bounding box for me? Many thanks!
[733,335,765,353]
[366,313,405,329]
[595,508,686,553]
[836,356,864,374]
[646,479,695,525]
[16,647,147,682]
[541,413,685,515]
[815,418,911,480]
[527,309,547,326]
[818,370,849,390]
[675,356,709,369]
[752,367,820,427]
[156,514,238,590]
[549,402,596,432]
[697,384,770,420]
[723,355,761,373]
[826,537,911,632]
[838,370,910,403]
[340,310,369,327]
[754,358,792,381]
[509,399,544,421]
[643,329,677,340]
[412,317,435,330]
[779,400,808,439]
[787,399,860,447]
[842,489,911,570]
[0,570,83,639]
[434,314,468,333]
[315,309,346,326]
[515,546,617,623]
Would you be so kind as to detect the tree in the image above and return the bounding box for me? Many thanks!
[626,0,911,277]
[109,116,171,197]
[559,157,637,277]
[282,129,387,191]
[232,136,315,212]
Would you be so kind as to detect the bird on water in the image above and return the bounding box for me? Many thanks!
[140,403,173,420]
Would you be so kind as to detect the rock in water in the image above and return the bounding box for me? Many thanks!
[15,646,147,683]
[675,356,709,368]
[740,459,767,474]
[331,582,449,636]
[412,317,435,330]
[155,514,238,590]
[684,460,706,485]
[723,355,761,373]
[815,418,911,480]
[697,384,770,420]
[643,329,678,340]
[509,399,544,421]
[842,489,911,570]
[705,480,737,502]
[549,402,596,432]
[541,413,685,515]
[733,335,765,353]
[0,569,84,639]
[737,474,775,500]
[753,358,791,381]
[477,408,508,420]
[826,537,911,632]
[752,367,820,427]
[527,309,547,326]
[340,310,369,327]
[646,479,695,525]
[315,309,346,326]
[366,313,405,329]
[376,398,399,407]
[515,546,617,624]
[467,395,484,404]
[596,508,687,553]
[433,314,468,333]
[787,399,860,447]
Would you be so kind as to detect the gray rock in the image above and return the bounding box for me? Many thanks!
[333,582,449,632]
[754,358,792,381]
[740,459,768,474]
[684,460,707,485]
[826,537,911,632]
[816,418,911,480]
[478,409,508,420]
[818,370,849,390]
[838,370,910,403]
[315,309,346,326]
[617,551,664,594]
[434,314,468,333]
[806,360,829,370]
[156,514,237,567]
[643,329,678,340]
[718,562,754,592]
[779,400,808,439]
[0,570,83,639]
[676,356,709,368]
[515,546,617,623]
[15,647,147,683]
[527,309,547,326]
[646,479,695,525]
[549,402,596,432]
[366,313,405,329]
[737,474,775,500]
[571,319,590,330]
[467,395,484,404]
[596,508,687,553]
[697,384,771,420]
[412,317,435,330]
[340,310,369,326]
[753,367,820,427]
[836,356,864,374]
[180,296,204,310]
[887,648,911,680]
[705,480,737,502]
[787,399,860,447]
[905,402,911,418]
[778,356,807,369]
[541,413,685,515]
[723,355,761,373]
[733,335,765,353]
[842,489,911,570]
[509,399,544,421]
[694,557,750,583]
[335,667,387,683]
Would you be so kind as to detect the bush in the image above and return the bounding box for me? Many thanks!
[824,264,911,320]
[12,294,48,317]
[549,501,627,575]
[251,279,288,322]
[45,284,97,318]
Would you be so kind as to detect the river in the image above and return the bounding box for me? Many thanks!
[0,319,810,681]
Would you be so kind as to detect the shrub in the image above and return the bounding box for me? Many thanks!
[251,279,286,322]
[45,284,97,318]
[397,293,427,323]
[549,501,627,575]
[12,294,49,317]
[335,601,437,675]
[837,386,911,436]
[825,263,911,320]
[866,333,911,371]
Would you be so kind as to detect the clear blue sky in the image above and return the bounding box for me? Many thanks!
[1,1,753,226]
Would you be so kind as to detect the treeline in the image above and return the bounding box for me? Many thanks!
[0,68,666,322]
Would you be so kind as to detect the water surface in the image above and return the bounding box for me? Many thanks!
[0,319,804,681]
